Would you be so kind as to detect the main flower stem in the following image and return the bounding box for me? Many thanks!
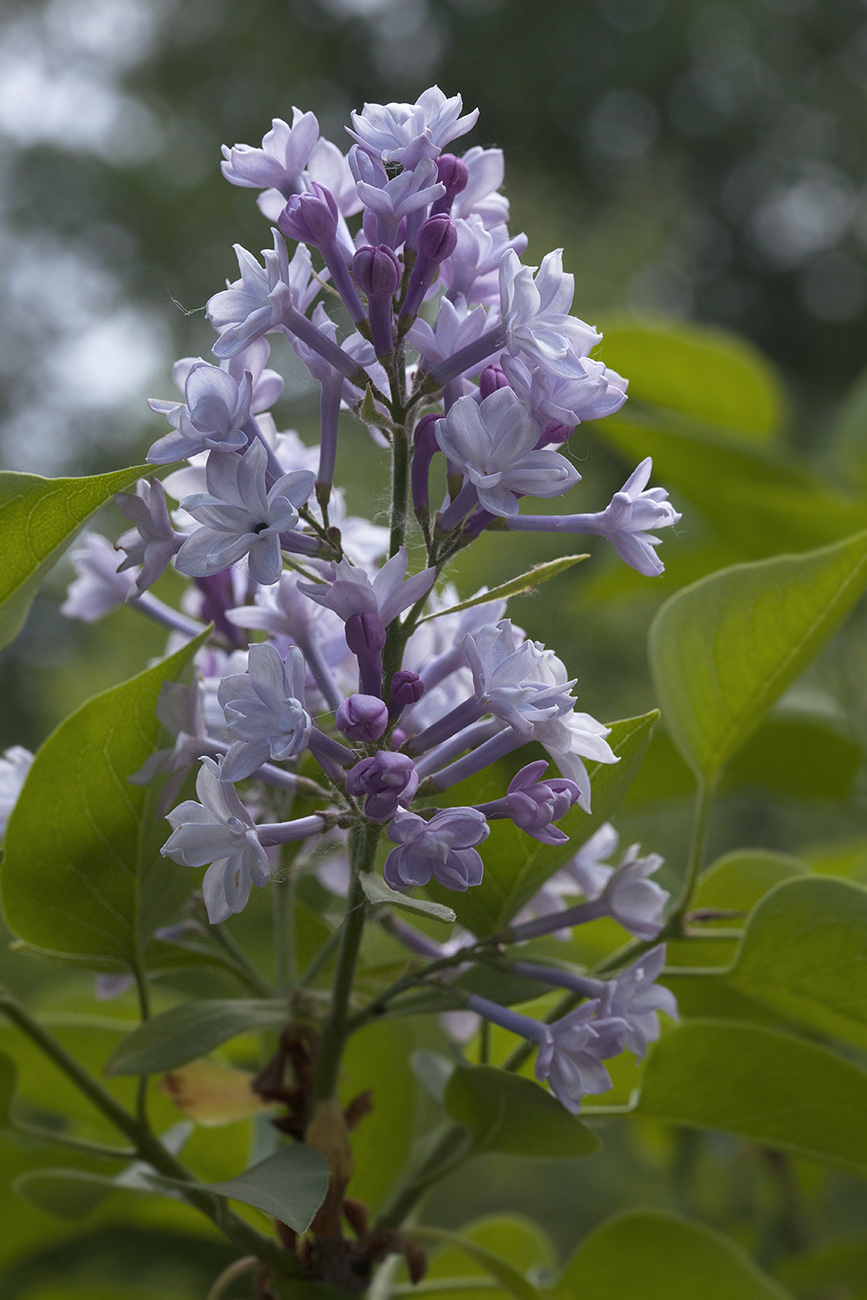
[314,819,381,1100]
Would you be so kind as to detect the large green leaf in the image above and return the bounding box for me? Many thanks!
[638,1021,867,1175]
[1,632,208,967]
[554,1210,792,1299]
[411,1226,546,1300]
[444,1065,599,1160]
[599,317,784,440]
[423,1215,555,1300]
[105,999,290,1076]
[726,877,867,1048]
[649,532,867,782]
[426,711,657,936]
[0,465,148,650]
[202,1143,329,1233]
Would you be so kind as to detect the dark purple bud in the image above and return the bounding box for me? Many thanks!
[345,611,387,656]
[479,365,510,400]
[417,214,458,265]
[412,413,444,515]
[346,751,419,822]
[391,670,425,708]
[278,183,339,247]
[535,419,574,450]
[436,154,469,198]
[335,693,389,742]
[353,244,402,299]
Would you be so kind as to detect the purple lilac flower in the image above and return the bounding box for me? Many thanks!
[175,440,316,585]
[61,532,136,621]
[500,352,628,431]
[207,233,299,359]
[435,388,579,518]
[162,756,272,924]
[604,945,678,1059]
[146,360,252,464]
[114,479,181,593]
[298,548,435,627]
[347,87,479,169]
[600,844,669,939]
[217,643,312,781]
[499,249,601,377]
[350,149,445,249]
[535,1002,627,1113]
[346,752,419,822]
[335,694,389,742]
[477,760,580,845]
[221,109,320,196]
[384,807,489,891]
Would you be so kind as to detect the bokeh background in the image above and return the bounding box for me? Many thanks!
[4,2,867,1297]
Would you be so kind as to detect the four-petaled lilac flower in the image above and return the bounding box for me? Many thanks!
[478,759,580,845]
[146,360,252,464]
[61,532,136,622]
[591,459,681,578]
[464,620,576,737]
[603,945,678,1060]
[298,548,435,627]
[175,439,315,585]
[208,234,315,359]
[600,843,669,939]
[348,87,479,169]
[384,807,489,891]
[221,109,320,196]
[535,1001,628,1114]
[499,249,601,377]
[161,756,271,924]
[437,388,579,517]
[346,752,419,822]
[114,478,180,593]
[217,643,312,781]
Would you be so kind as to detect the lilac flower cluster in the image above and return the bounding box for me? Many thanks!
[55,87,678,1114]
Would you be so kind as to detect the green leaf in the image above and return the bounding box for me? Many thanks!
[0,464,149,650]
[105,999,289,1076]
[637,1020,867,1176]
[726,877,867,1048]
[0,1050,17,1127]
[360,871,456,923]
[649,531,867,782]
[13,1169,129,1219]
[426,711,657,936]
[411,1227,546,1300]
[1,632,209,967]
[423,1215,555,1300]
[202,1143,330,1233]
[554,1209,793,1299]
[444,1065,599,1160]
[418,555,588,623]
[599,317,784,440]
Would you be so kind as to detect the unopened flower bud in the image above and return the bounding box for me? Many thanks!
[278,182,339,247]
[479,365,510,400]
[436,153,469,198]
[353,244,401,299]
[390,670,425,709]
[335,693,389,742]
[417,214,458,264]
[346,751,419,822]
[345,611,388,656]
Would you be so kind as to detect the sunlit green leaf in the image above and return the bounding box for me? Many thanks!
[649,532,867,782]
[599,318,784,440]
[105,1000,289,1077]
[638,1020,867,1175]
[1,632,208,966]
[444,1065,599,1160]
[0,465,149,650]
[554,1209,792,1299]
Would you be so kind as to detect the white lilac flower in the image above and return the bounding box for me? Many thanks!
[347,87,479,169]
[589,459,681,577]
[384,807,489,891]
[463,620,576,737]
[221,109,320,195]
[406,295,492,376]
[61,532,136,622]
[114,479,180,593]
[161,756,271,924]
[436,388,579,517]
[439,215,527,307]
[0,746,33,839]
[217,643,312,781]
[600,843,669,939]
[350,149,445,246]
[499,248,601,377]
[175,440,315,585]
[555,822,621,899]
[297,547,435,627]
[146,360,252,464]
